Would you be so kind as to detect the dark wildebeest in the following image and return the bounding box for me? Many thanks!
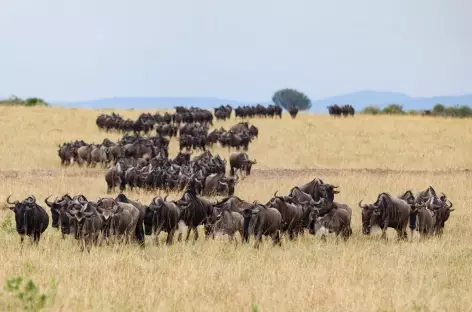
[44,194,75,239]
[66,198,103,251]
[175,181,216,242]
[410,201,435,239]
[266,191,305,240]
[242,203,282,248]
[397,190,416,237]
[298,178,340,202]
[359,193,411,240]
[146,195,180,245]
[424,196,454,237]
[7,195,49,244]
[229,152,257,176]
[214,207,244,246]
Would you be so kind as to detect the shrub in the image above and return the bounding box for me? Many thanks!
[361,105,381,115]
[382,104,404,115]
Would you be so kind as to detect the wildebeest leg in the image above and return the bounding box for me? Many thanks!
[254,232,262,249]
[273,230,282,247]
[184,227,192,242]
[166,229,176,245]
[154,226,162,245]
[193,226,199,242]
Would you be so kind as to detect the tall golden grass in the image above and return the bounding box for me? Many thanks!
[0,106,471,311]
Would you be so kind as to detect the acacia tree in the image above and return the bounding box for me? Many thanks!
[272,88,312,110]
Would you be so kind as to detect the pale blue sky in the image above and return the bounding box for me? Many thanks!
[0,0,470,102]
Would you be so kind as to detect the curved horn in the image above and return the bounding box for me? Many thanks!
[332,185,339,189]
[441,192,447,199]
[446,199,453,209]
[313,198,323,206]
[234,174,240,182]
[44,195,54,208]
[358,200,366,209]
[274,191,279,197]
[164,195,169,201]
[6,195,18,205]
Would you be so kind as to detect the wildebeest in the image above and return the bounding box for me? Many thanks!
[214,207,244,246]
[214,195,253,214]
[266,192,305,239]
[242,203,282,248]
[359,193,411,240]
[115,193,146,246]
[175,181,217,242]
[95,198,139,244]
[7,195,49,243]
[44,194,75,239]
[229,152,257,176]
[202,173,239,196]
[146,195,181,245]
[66,197,103,251]
[287,105,299,119]
[298,178,340,202]
[309,198,352,241]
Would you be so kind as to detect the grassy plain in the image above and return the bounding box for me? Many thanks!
[0,106,471,311]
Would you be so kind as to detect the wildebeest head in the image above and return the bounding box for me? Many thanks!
[358,199,376,235]
[320,184,339,202]
[7,195,36,235]
[244,159,257,175]
[96,198,120,228]
[219,174,239,196]
[312,197,334,218]
[44,194,71,228]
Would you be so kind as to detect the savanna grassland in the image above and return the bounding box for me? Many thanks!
[1,106,472,311]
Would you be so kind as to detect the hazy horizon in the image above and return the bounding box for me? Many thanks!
[1,0,470,102]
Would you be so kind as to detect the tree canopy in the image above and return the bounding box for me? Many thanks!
[272,88,311,111]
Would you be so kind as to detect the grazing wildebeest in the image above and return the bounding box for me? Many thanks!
[146,195,180,245]
[202,173,239,196]
[229,152,257,176]
[359,193,411,240]
[7,195,49,244]
[242,203,282,248]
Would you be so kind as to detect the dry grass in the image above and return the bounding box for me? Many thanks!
[0,106,471,311]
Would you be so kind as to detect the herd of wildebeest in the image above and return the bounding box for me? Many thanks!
[5,104,454,252]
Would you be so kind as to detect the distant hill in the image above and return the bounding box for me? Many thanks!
[310,90,472,113]
[47,91,472,113]
[55,97,267,110]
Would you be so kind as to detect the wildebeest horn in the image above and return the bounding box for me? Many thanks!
[358,200,366,209]
[164,195,168,201]
[441,192,447,198]
[6,195,19,205]
[274,191,279,197]
[44,195,54,208]
[332,185,339,188]
[252,159,257,164]
[25,195,36,204]
[313,198,323,205]
[234,174,240,182]
[445,199,453,209]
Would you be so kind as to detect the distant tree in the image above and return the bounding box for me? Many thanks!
[382,104,404,115]
[272,88,311,111]
[433,104,445,115]
[360,105,381,115]
[0,96,48,107]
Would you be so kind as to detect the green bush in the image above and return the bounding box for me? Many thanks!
[0,96,49,107]
[382,104,404,115]
[361,105,381,115]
